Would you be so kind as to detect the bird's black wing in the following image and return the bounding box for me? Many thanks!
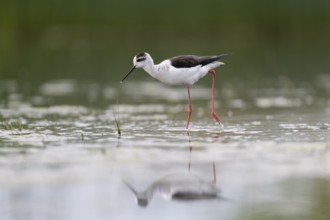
[170,54,228,68]
[170,55,201,68]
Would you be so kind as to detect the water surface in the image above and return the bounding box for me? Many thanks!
[0,78,330,220]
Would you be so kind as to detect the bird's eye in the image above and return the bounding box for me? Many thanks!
[137,57,145,62]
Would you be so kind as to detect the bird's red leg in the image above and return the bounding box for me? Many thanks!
[208,70,222,125]
[186,84,192,129]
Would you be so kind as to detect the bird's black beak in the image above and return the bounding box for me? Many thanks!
[120,66,136,83]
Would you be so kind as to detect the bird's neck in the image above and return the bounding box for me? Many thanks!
[142,61,160,78]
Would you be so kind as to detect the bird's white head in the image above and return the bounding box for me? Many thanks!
[120,52,152,83]
[133,52,152,68]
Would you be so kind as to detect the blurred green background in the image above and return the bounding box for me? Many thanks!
[1,0,330,84]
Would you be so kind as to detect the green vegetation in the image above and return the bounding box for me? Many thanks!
[1,118,24,131]
[114,108,121,137]
[0,0,329,83]
[114,116,121,137]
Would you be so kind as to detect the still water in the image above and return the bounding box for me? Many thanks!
[0,77,330,220]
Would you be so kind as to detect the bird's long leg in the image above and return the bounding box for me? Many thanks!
[186,84,192,130]
[208,70,222,126]
[188,145,192,173]
[186,128,192,172]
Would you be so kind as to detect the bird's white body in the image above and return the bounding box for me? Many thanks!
[141,56,224,85]
[121,52,227,129]
[133,53,224,85]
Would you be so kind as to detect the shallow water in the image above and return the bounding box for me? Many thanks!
[0,77,330,220]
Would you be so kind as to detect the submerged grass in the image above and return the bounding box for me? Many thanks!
[1,118,24,131]
[114,112,121,137]
[113,102,121,137]
[115,116,121,137]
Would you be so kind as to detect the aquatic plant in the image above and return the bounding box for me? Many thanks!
[114,112,121,137]
[1,118,24,131]
[113,104,121,137]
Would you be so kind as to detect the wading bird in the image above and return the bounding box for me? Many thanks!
[121,52,228,129]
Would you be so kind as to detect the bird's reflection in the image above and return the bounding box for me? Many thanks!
[125,161,220,207]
